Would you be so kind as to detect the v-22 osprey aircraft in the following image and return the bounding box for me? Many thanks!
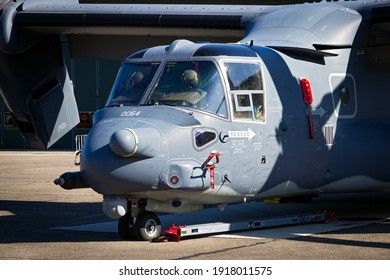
[1,0,390,240]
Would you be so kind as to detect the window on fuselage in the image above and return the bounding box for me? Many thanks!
[147,61,227,117]
[225,62,265,122]
[194,129,217,148]
[106,62,160,107]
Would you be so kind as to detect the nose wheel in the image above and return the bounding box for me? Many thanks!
[134,212,162,241]
[118,212,136,240]
[118,211,161,241]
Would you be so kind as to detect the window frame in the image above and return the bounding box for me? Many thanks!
[221,59,266,123]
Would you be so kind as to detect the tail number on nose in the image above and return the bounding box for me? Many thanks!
[120,111,141,117]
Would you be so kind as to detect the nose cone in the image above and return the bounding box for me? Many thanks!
[109,129,138,157]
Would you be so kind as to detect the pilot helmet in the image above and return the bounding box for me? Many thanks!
[181,69,198,87]
[130,71,144,86]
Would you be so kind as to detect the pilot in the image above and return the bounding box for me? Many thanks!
[180,69,207,106]
[114,71,145,104]
[159,69,206,106]
[181,69,199,90]
[127,71,145,92]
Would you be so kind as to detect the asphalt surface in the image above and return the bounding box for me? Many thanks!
[0,151,389,260]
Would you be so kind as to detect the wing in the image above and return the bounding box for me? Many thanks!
[1,0,390,148]
[11,1,273,59]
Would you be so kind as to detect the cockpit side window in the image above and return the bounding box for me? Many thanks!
[146,61,227,117]
[106,62,160,107]
[225,62,265,122]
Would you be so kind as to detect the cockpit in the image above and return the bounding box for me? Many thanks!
[148,61,227,117]
[106,62,159,107]
[106,41,265,122]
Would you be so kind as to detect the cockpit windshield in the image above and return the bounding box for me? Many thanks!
[106,60,227,117]
[147,61,227,117]
[106,62,160,107]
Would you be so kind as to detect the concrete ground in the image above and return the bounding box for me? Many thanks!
[0,151,389,260]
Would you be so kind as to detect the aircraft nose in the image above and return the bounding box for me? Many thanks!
[110,129,138,157]
[109,127,161,158]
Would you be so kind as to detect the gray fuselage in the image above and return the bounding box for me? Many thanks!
[80,40,390,211]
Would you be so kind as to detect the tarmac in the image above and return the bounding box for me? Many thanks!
[0,151,389,260]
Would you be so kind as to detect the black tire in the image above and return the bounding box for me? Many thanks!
[134,212,161,241]
[118,212,136,240]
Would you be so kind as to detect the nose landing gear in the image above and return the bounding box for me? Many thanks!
[134,212,162,241]
[118,210,162,241]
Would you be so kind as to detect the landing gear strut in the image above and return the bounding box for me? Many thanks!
[118,210,161,241]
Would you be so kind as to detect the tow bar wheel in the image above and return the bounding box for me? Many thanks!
[134,211,162,241]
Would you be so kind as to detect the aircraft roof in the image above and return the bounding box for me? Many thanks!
[127,40,260,61]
